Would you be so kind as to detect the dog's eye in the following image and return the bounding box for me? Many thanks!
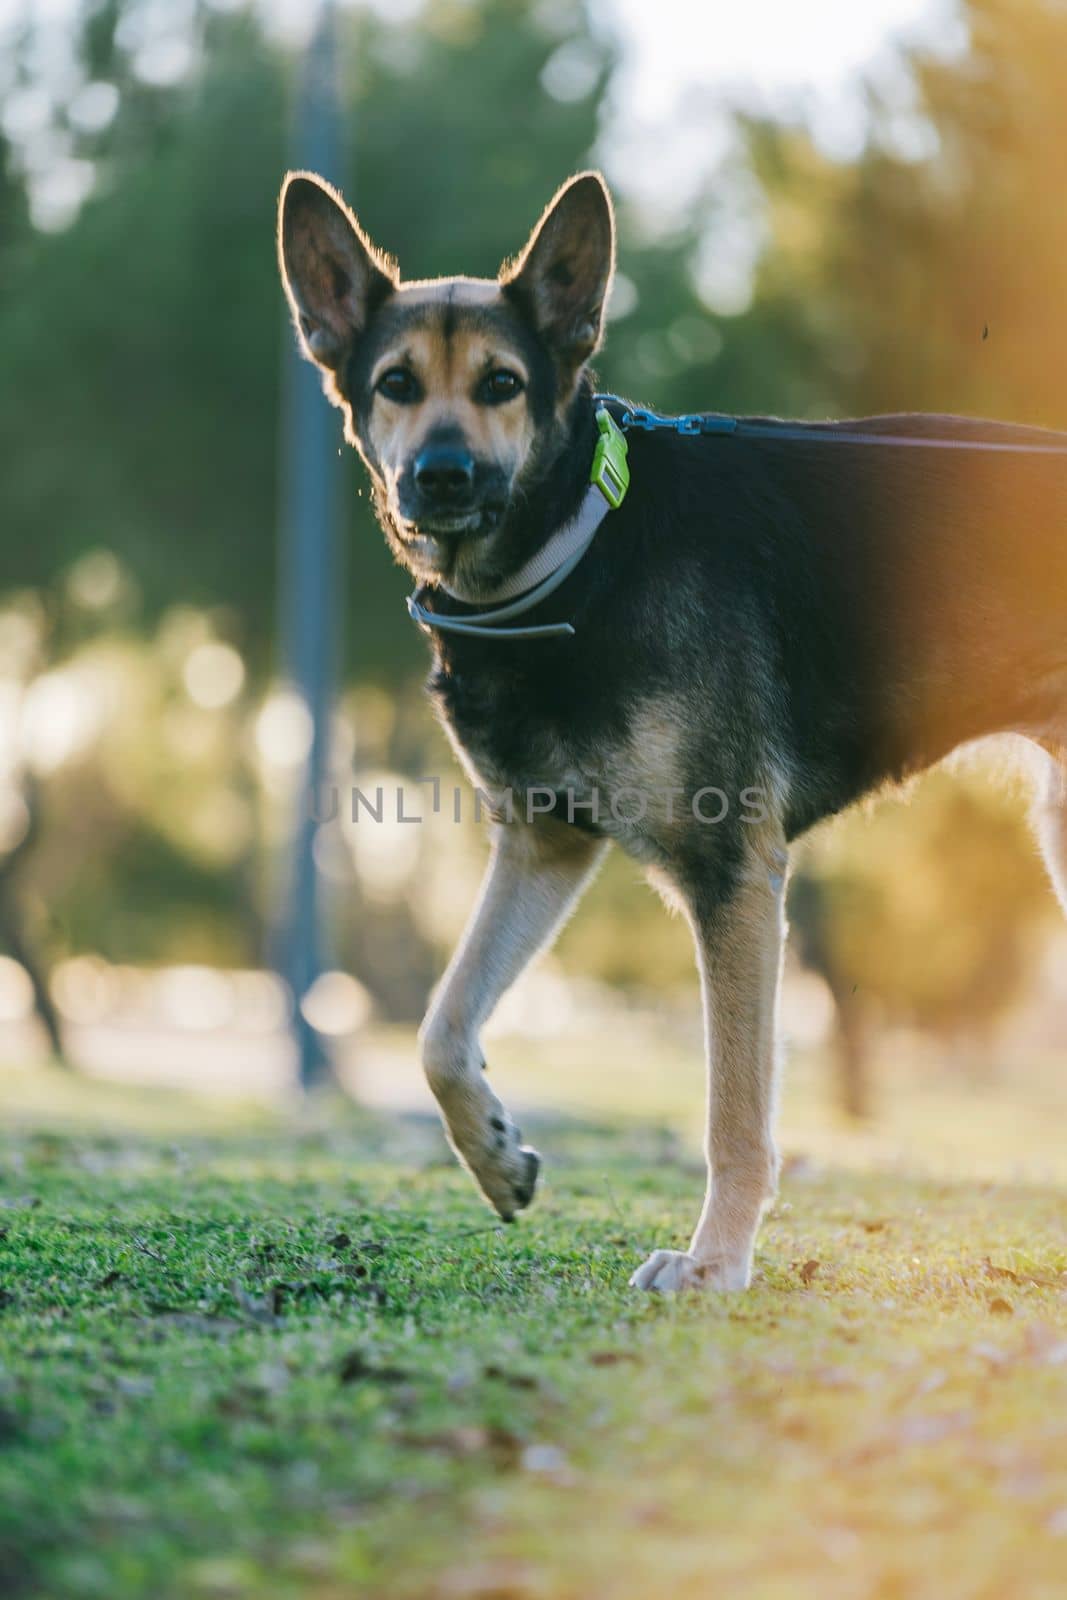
[479,369,524,405]
[377,367,420,404]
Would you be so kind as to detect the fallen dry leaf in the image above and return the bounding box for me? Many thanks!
[983,1257,1061,1290]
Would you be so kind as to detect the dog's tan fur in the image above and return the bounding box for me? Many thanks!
[365,315,537,525]
[420,817,605,1216]
[634,820,789,1291]
[1035,746,1067,916]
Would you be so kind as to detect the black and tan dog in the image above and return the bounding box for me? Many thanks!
[278,169,1067,1293]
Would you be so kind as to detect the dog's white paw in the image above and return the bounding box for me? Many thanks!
[464,1115,541,1223]
[629,1248,750,1293]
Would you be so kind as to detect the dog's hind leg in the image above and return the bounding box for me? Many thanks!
[1034,742,1067,917]
[420,817,606,1220]
[631,826,787,1293]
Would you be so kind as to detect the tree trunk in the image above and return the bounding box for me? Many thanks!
[834,992,871,1120]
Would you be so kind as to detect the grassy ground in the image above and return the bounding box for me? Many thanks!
[1,1055,1066,1600]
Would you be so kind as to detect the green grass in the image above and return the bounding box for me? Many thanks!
[1,1061,1066,1600]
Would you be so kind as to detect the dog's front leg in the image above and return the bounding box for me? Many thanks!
[632,835,787,1292]
[420,816,605,1220]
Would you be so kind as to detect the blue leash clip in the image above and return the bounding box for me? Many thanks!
[617,405,738,436]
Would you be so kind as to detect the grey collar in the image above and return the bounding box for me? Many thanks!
[406,482,612,642]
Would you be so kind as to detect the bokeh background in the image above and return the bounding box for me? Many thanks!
[0,0,1065,1142]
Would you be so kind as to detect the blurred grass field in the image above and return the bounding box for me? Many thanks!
[1,1042,1065,1600]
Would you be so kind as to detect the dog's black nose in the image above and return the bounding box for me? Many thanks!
[413,445,475,505]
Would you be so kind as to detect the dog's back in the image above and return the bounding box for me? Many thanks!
[611,410,1067,830]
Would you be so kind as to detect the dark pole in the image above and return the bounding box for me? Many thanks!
[278,0,343,1091]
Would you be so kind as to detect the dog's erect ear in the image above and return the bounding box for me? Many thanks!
[277,171,397,370]
[501,171,615,370]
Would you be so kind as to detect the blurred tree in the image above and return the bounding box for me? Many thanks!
[0,772,65,1060]
[743,0,1067,428]
[0,0,777,676]
[740,0,1067,1107]
[790,766,1057,1116]
[0,0,752,990]
[0,6,286,667]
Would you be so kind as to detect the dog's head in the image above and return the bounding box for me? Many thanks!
[277,170,615,590]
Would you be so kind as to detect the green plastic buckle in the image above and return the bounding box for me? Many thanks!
[590,406,630,509]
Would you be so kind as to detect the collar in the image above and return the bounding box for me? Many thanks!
[405,405,629,643]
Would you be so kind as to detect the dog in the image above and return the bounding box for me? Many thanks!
[277,168,1067,1292]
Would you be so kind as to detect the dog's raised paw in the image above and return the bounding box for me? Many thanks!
[493,1144,541,1221]
[475,1138,541,1223]
[513,1145,540,1207]
[629,1249,748,1293]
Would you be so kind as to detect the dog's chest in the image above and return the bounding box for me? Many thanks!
[430,665,683,861]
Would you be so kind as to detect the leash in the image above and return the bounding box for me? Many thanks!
[408,395,1067,644]
[611,401,1067,453]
